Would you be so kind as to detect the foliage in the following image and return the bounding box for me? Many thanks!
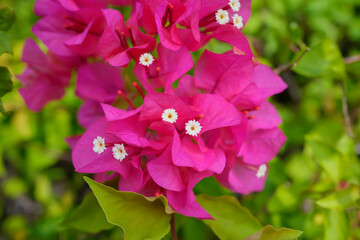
[0,0,359,239]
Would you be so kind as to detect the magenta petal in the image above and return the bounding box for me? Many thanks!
[34,0,62,16]
[101,104,142,121]
[172,133,226,174]
[76,62,124,102]
[118,160,144,192]
[231,83,262,110]
[248,101,282,131]
[217,156,267,194]
[18,69,67,112]
[147,146,185,192]
[240,127,286,165]
[166,169,213,219]
[194,50,253,99]
[253,64,287,99]
[106,116,151,148]
[77,100,104,128]
[192,93,242,133]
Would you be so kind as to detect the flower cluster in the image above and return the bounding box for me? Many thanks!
[19,0,287,219]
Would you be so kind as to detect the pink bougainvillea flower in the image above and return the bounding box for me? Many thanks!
[97,8,156,67]
[72,117,152,192]
[75,62,125,127]
[133,43,193,92]
[32,7,105,56]
[147,145,213,219]
[18,38,81,111]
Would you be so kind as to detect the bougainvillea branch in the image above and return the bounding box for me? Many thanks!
[18,0,288,237]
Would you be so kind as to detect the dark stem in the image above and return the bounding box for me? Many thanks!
[340,82,354,138]
[274,48,310,75]
[344,54,360,65]
[170,214,177,240]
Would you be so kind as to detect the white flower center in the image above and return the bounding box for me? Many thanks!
[215,9,230,25]
[112,143,128,161]
[93,136,106,154]
[139,53,154,67]
[162,108,178,123]
[232,14,243,29]
[229,0,241,12]
[185,120,202,137]
[256,164,267,178]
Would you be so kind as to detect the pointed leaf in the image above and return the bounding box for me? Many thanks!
[62,193,114,233]
[293,39,345,78]
[305,135,344,183]
[0,7,16,31]
[324,210,350,240]
[244,225,303,240]
[84,177,172,240]
[0,67,13,97]
[197,194,262,240]
[316,185,360,210]
[0,32,12,55]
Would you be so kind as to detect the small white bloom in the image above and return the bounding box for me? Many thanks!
[93,136,106,154]
[215,9,230,25]
[229,0,241,12]
[162,108,178,123]
[112,143,128,161]
[185,120,202,137]
[256,164,267,178]
[232,14,243,29]
[139,53,154,67]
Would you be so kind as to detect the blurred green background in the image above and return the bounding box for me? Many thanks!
[0,0,360,239]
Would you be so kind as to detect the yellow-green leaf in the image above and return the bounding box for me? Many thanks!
[84,177,172,240]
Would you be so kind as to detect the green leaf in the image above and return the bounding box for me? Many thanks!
[0,7,16,31]
[305,135,344,183]
[324,210,350,240]
[0,32,12,55]
[84,177,172,240]
[197,194,262,240]
[293,38,346,78]
[316,185,360,210]
[244,225,303,240]
[0,99,5,115]
[0,66,13,97]
[62,193,114,233]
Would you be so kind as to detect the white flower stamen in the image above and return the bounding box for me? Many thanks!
[232,14,243,29]
[112,143,128,161]
[229,0,241,12]
[215,9,230,25]
[256,164,267,178]
[139,53,154,67]
[162,108,178,123]
[93,136,106,154]
[185,120,202,137]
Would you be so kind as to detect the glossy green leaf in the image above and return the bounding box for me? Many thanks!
[0,32,12,55]
[293,38,345,78]
[244,225,303,240]
[0,67,13,97]
[0,7,16,31]
[305,135,343,183]
[197,194,262,240]
[324,210,350,240]
[84,177,172,240]
[316,185,360,210]
[63,193,114,233]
